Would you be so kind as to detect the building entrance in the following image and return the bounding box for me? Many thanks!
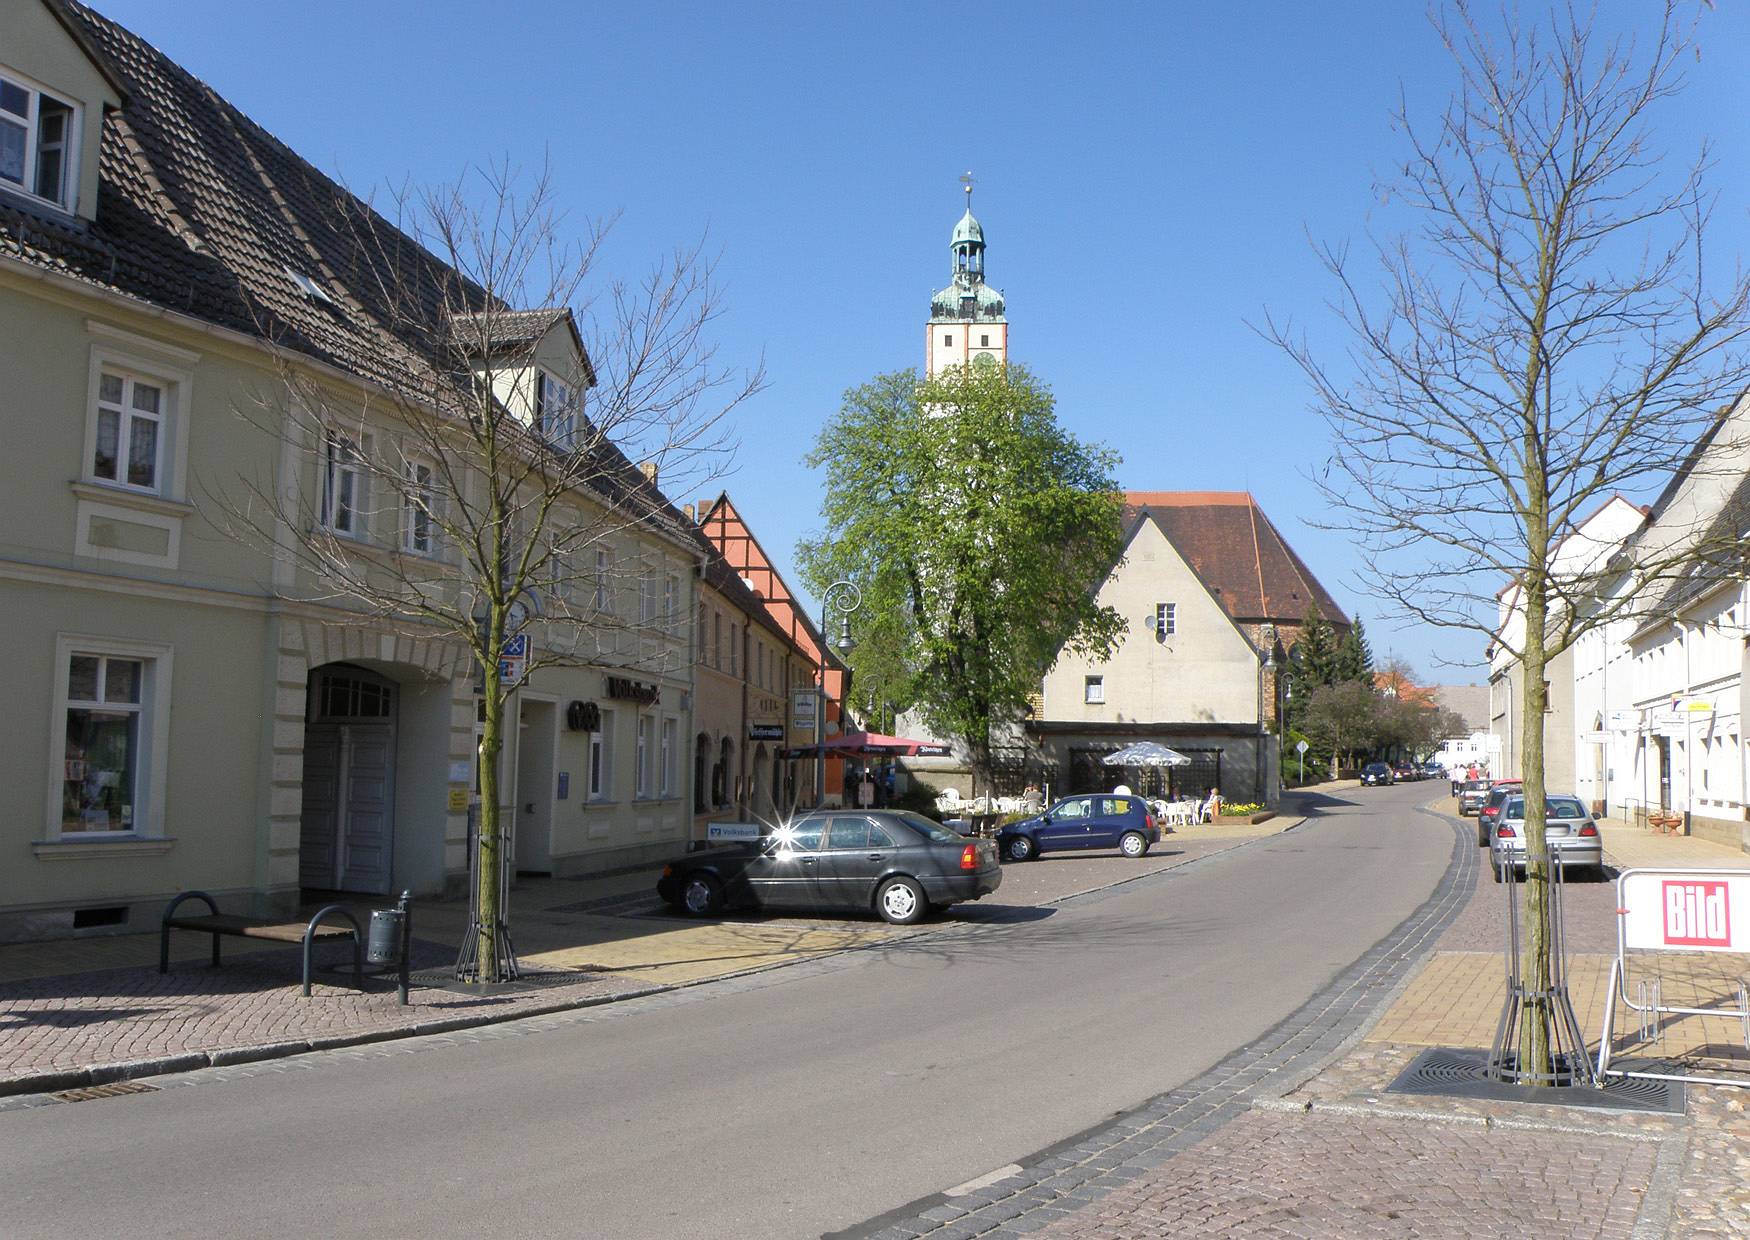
[300,665,397,894]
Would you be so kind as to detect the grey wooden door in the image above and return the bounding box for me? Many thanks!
[298,720,395,894]
[339,725,394,894]
[299,724,343,889]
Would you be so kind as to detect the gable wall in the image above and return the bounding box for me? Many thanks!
[1042,517,1259,725]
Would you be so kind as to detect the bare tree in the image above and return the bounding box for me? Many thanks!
[218,165,759,981]
[1269,3,1750,1081]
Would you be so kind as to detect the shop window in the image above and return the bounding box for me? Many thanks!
[589,708,615,800]
[52,637,172,840]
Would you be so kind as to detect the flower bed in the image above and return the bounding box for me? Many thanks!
[1213,806,1275,825]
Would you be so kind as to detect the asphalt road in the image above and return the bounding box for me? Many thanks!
[0,784,1454,1239]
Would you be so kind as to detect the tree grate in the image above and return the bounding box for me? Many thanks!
[1386,1047,1684,1113]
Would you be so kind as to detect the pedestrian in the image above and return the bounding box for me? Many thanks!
[860,767,877,811]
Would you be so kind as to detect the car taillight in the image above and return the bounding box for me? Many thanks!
[1145,812,1155,830]
[1497,825,1515,838]
[960,844,978,871]
[661,864,673,878]
[1579,823,1598,837]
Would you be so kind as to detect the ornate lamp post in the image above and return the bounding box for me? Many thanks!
[1257,624,1277,801]
[816,581,861,806]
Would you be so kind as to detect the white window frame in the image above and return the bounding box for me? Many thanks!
[729,623,739,676]
[1157,602,1176,636]
[592,547,613,614]
[402,459,435,555]
[636,714,652,798]
[660,717,676,797]
[640,569,659,624]
[588,707,615,800]
[534,370,578,449]
[46,634,173,842]
[1085,675,1105,705]
[80,330,196,505]
[546,537,572,604]
[321,431,369,538]
[0,67,79,212]
[664,573,680,634]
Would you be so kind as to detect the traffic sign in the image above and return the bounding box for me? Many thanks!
[498,632,530,686]
[1295,740,1309,754]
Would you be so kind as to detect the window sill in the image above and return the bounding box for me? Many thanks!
[34,836,176,860]
[70,480,194,518]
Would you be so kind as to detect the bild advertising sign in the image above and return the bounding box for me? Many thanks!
[1620,871,1750,952]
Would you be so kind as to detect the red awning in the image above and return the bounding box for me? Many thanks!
[779,731,952,759]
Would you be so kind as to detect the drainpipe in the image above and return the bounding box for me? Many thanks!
[1677,619,1691,826]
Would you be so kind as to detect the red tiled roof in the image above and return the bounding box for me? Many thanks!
[1122,491,1347,626]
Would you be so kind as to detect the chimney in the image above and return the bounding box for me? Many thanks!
[682,503,695,523]
[639,459,659,486]
[695,497,713,523]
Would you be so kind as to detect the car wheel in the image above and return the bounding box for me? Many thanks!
[679,872,723,917]
[1491,859,1503,883]
[1004,835,1035,863]
[876,876,927,926]
[1120,831,1148,858]
[1477,821,1489,847]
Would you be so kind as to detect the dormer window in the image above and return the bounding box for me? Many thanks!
[535,371,577,449]
[0,72,77,210]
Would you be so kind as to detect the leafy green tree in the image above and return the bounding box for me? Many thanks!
[1302,680,1382,774]
[1332,616,1375,684]
[799,363,1126,790]
[1286,605,1336,730]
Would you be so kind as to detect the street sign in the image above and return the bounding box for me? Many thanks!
[793,690,818,730]
[1294,740,1309,755]
[498,632,530,686]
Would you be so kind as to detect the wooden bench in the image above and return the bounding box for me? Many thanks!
[160,891,363,996]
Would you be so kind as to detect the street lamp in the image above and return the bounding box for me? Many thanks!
[1258,625,1277,802]
[816,580,861,807]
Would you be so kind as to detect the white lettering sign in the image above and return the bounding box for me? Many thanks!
[1621,870,1750,952]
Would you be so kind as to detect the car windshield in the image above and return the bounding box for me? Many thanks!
[889,811,963,845]
[1504,796,1587,819]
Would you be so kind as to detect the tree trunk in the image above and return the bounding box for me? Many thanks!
[1518,532,1554,1082]
[475,616,505,983]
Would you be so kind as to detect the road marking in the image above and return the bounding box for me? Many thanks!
[944,1164,1022,1198]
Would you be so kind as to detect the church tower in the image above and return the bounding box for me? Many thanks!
[926,177,1007,376]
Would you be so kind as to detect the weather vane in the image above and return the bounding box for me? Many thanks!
[960,170,973,207]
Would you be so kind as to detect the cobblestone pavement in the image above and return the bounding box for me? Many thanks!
[1038,1107,1657,1239]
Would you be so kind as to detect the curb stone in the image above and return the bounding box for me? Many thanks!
[0,814,1308,1105]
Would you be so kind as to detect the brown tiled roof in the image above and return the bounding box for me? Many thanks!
[1122,491,1348,626]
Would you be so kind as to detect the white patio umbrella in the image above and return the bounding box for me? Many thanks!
[1101,741,1192,768]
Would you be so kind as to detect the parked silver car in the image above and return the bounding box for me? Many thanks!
[1489,793,1604,882]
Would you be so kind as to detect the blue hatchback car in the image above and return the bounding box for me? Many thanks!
[996,794,1160,862]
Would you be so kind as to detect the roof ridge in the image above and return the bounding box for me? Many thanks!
[1246,494,1267,617]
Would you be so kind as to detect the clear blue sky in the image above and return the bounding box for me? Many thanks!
[97,1,1750,682]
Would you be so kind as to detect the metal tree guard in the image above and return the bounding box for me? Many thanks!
[1489,852,1594,1086]
[455,806,520,983]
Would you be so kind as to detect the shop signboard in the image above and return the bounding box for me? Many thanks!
[706,821,761,842]
[793,690,818,730]
[1620,871,1750,952]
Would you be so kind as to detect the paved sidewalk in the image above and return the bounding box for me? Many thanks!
[851,792,1750,1240]
[0,807,1307,1097]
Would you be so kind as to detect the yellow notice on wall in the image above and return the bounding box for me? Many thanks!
[447,787,469,812]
